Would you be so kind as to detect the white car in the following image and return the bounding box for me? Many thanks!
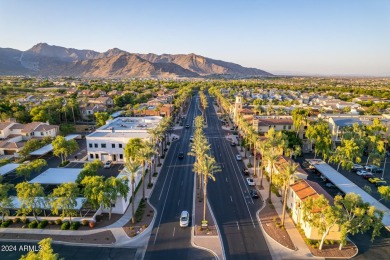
[246,178,255,186]
[104,161,113,169]
[352,164,363,172]
[236,154,242,161]
[364,165,377,172]
[356,170,368,176]
[189,136,194,142]
[179,210,189,227]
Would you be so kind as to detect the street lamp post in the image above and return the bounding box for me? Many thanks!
[381,156,387,179]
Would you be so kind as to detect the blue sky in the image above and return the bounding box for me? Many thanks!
[1,0,389,76]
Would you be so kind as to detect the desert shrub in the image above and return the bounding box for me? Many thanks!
[81,219,89,226]
[61,221,70,230]
[55,219,62,225]
[28,221,38,229]
[70,221,80,230]
[38,220,48,229]
[13,218,21,224]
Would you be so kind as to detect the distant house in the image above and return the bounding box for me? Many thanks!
[287,179,341,241]
[80,104,107,120]
[252,116,294,134]
[88,97,114,107]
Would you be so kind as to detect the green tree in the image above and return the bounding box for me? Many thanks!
[277,160,298,226]
[302,195,341,250]
[15,182,45,223]
[137,141,155,199]
[335,193,383,250]
[20,238,59,260]
[122,159,141,224]
[103,177,129,220]
[94,112,110,127]
[378,186,390,201]
[16,159,47,180]
[81,176,105,209]
[19,139,44,158]
[291,108,309,137]
[50,183,80,223]
[306,120,332,160]
[0,183,14,221]
[124,138,144,161]
[76,160,102,183]
[52,136,79,163]
[59,124,75,136]
[329,139,361,171]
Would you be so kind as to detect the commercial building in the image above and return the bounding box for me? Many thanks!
[86,116,163,162]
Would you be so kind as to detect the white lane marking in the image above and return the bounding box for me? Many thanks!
[173,227,176,237]
[226,177,228,182]
[178,200,180,206]
[236,221,240,230]
[158,144,179,200]
[230,196,233,202]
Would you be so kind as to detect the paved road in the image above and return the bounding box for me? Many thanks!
[205,95,272,260]
[0,241,137,260]
[144,94,214,260]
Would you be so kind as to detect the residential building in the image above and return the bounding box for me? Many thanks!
[252,116,294,134]
[86,116,163,162]
[287,179,341,241]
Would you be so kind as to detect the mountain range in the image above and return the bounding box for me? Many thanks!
[0,43,272,78]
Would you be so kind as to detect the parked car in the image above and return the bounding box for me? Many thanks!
[364,165,377,172]
[242,168,249,175]
[236,154,242,161]
[351,164,364,172]
[178,152,184,159]
[362,172,374,179]
[368,177,382,184]
[325,183,336,189]
[104,161,113,169]
[179,210,189,227]
[249,189,259,199]
[246,178,255,186]
[376,180,387,187]
[372,167,384,174]
[356,170,368,176]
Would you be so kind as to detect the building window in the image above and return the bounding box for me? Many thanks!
[119,154,123,159]
[101,143,106,148]
[95,154,99,159]
[283,126,286,130]
[112,144,115,148]
[89,143,92,148]
[119,144,123,148]
[288,125,292,130]
[90,154,94,159]
[41,132,44,136]
[94,143,98,148]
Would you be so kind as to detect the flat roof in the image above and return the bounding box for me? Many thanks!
[29,168,82,184]
[30,134,80,156]
[0,163,20,176]
[99,116,162,131]
[87,131,150,139]
[307,159,390,229]
[8,196,86,210]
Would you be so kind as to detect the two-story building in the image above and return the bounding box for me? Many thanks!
[86,116,162,162]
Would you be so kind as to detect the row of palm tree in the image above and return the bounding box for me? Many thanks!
[189,116,221,223]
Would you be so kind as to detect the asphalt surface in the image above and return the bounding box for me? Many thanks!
[205,95,272,260]
[0,241,137,260]
[144,94,214,260]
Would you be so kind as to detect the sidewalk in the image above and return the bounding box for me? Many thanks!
[236,148,321,260]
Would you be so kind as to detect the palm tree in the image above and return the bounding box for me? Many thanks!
[201,155,221,222]
[265,148,280,204]
[148,127,160,174]
[280,161,298,226]
[138,141,156,198]
[122,159,141,224]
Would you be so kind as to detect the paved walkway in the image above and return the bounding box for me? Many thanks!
[236,147,323,260]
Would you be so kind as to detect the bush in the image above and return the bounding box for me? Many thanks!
[13,218,21,224]
[70,221,80,230]
[61,221,70,230]
[95,215,103,222]
[28,221,38,229]
[22,218,30,224]
[1,220,12,228]
[55,219,62,225]
[81,219,89,226]
[38,220,48,229]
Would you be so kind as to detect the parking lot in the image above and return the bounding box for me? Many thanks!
[294,154,390,209]
[66,162,124,179]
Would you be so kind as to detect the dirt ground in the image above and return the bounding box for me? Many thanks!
[259,201,296,250]
[122,201,155,237]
